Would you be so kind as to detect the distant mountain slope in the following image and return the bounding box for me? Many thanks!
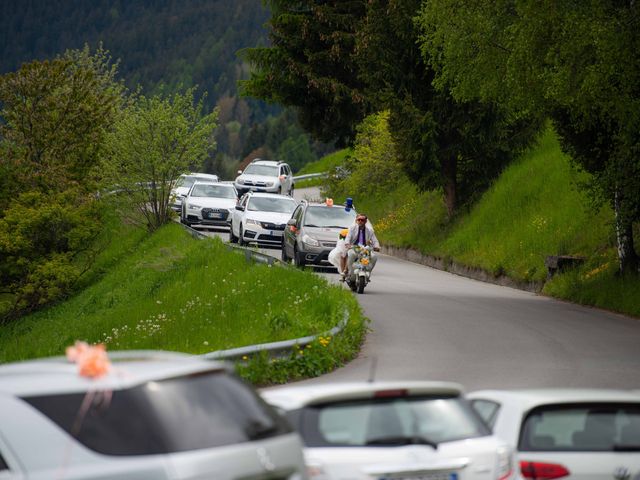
[1,0,269,105]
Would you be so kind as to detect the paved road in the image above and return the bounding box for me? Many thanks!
[197,188,640,391]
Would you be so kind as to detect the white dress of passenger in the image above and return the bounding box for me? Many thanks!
[328,238,347,271]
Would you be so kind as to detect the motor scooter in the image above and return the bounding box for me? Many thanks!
[345,245,373,294]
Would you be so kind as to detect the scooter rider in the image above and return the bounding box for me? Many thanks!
[345,214,380,276]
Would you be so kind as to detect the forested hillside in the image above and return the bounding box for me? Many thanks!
[0,0,329,176]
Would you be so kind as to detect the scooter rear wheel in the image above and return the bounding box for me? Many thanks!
[356,275,366,294]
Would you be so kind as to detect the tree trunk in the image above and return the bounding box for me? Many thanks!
[442,154,457,217]
[614,189,639,275]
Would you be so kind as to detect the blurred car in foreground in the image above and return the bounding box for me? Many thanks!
[282,200,357,267]
[0,350,307,480]
[261,381,515,480]
[468,389,640,480]
[170,172,219,213]
[229,191,298,247]
[180,181,238,228]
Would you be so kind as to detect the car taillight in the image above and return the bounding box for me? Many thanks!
[520,461,570,479]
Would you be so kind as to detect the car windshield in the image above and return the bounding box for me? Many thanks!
[191,184,236,199]
[176,175,197,188]
[297,396,488,447]
[303,206,357,228]
[24,370,291,455]
[519,403,640,452]
[244,164,279,176]
[247,196,296,213]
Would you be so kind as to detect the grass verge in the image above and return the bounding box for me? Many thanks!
[0,220,369,384]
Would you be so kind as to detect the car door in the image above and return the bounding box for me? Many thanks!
[231,194,248,237]
[280,165,291,193]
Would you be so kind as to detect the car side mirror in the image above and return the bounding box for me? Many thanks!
[235,205,244,211]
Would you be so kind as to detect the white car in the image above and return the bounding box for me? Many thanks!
[0,350,307,480]
[468,389,640,480]
[180,181,238,228]
[230,191,298,247]
[234,159,294,196]
[170,172,219,213]
[261,381,516,480]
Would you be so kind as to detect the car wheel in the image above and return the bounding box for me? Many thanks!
[238,225,246,246]
[229,224,238,243]
[293,246,305,268]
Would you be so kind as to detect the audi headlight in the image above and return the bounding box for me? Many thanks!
[302,234,320,247]
[188,203,201,210]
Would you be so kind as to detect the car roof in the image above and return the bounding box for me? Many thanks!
[183,172,218,178]
[249,159,284,166]
[468,388,640,410]
[261,381,464,410]
[0,350,229,397]
[245,192,296,199]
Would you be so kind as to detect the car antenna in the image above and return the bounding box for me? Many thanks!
[367,357,377,383]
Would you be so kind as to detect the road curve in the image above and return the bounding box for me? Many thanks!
[200,188,640,391]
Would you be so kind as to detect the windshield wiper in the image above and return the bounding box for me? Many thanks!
[325,225,347,228]
[304,224,320,227]
[365,435,438,449]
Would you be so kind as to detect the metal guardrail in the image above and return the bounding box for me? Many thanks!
[292,172,327,181]
[182,218,349,362]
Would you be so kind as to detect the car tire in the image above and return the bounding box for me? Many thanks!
[293,247,305,268]
[229,225,238,243]
[238,225,246,246]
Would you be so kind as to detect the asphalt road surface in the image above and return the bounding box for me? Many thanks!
[197,188,640,391]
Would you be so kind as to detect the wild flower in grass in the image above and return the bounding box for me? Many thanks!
[318,336,331,347]
[242,355,248,361]
[203,341,209,346]
[584,262,610,280]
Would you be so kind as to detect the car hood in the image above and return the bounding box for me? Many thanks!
[172,187,190,197]
[245,211,293,224]
[301,226,347,242]
[237,174,279,183]
[188,197,236,209]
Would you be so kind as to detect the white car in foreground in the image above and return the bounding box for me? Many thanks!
[0,350,307,479]
[230,191,298,247]
[261,381,515,480]
[468,389,640,480]
[180,181,238,228]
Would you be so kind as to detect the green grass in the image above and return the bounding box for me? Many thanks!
[323,127,639,318]
[294,149,352,188]
[0,221,368,378]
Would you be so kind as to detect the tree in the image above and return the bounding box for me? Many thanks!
[239,0,370,146]
[355,0,541,216]
[420,0,640,274]
[0,46,124,319]
[101,89,219,231]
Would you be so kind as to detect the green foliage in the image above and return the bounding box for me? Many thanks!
[101,89,219,231]
[420,0,640,273]
[0,47,124,320]
[0,221,368,386]
[240,0,370,146]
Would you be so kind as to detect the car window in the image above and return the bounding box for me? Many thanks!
[299,396,489,447]
[24,370,291,456]
[292,206,303,225]
[247,196,296,213]
[191,184,236,199]
[304,206,357,228]
[470,399,500,430]
[519,403,640,452]
[244,164,278,176]
[176,175,197,189]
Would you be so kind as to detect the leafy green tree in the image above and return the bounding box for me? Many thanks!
[0,46,124,320]
[419,0,640,274]
[240,0,370,146]
[355,0,541,216]
[101,89,219,231]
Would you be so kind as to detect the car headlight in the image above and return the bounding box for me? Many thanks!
[236,178,245,185]
[265,181,274,187]
[302,234,320,247]
[246,218,260,226]
[188,203,201,210]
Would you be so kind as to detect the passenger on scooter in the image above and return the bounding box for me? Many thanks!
[345,214,380,276]
[328,229,349,281]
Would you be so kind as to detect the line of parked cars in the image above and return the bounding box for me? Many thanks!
[5,348,637,480]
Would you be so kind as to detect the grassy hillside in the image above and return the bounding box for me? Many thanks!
[323,128,640,318]
[0,217,367,383]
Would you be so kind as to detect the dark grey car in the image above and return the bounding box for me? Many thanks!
[281,201,357,268]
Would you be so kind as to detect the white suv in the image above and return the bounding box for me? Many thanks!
[0,350,307,480]
[234,159,294,196]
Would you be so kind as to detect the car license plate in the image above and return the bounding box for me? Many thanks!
[378,474,457,480]
[207,212,223,219]
[271,230,282,236]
